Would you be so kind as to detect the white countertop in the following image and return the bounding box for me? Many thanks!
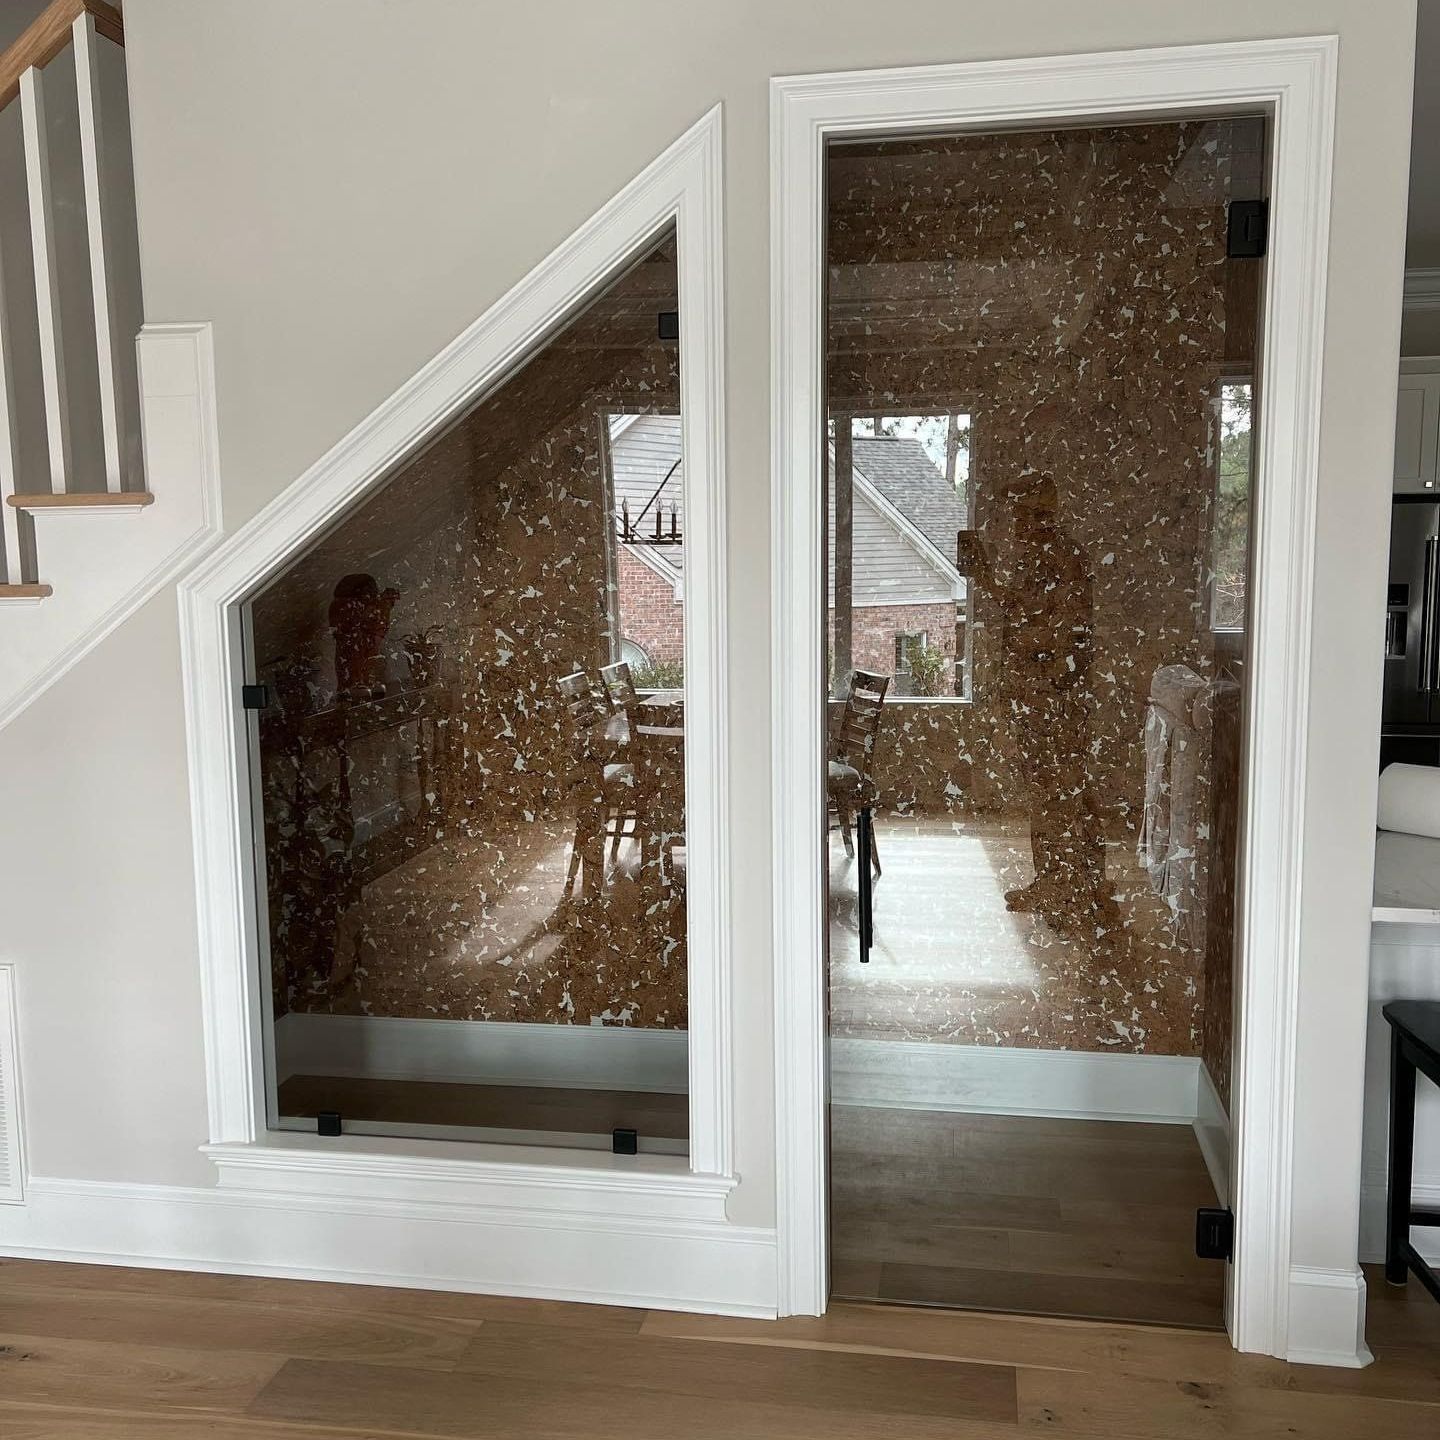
[1373,828,1440,924]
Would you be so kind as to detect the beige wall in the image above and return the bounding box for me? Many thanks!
[0,0,1415,1288]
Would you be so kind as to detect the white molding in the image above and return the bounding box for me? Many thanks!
[1194,1061,1232,1209]
[832,1041,1202,1123]
[770,38,1338,1358]
[1285,1266,1372,1369]
[203,1133,733,1220]
[177,110,736,1230]
[0,324,224,730]
[1403,269,1440,314]
[0,965,24,1204]
[0,1173,777,1318]
[275,1012,688,1094]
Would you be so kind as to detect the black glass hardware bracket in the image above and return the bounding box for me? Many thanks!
[857,806,874,962]
[317,1111,342,1137]
[1195,1206,1234,1261]
[612,1128,639,1155]
[240,683,271,710]
[1226,199,1268,258]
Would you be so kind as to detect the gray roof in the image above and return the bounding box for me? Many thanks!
[610,420,965,583]
[849,436,966,558]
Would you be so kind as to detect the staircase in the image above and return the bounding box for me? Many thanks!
[0,1,220,727]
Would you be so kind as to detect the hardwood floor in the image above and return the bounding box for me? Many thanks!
[1,1256,1437,1437]
[830,1107,1226,1328]
[276,1074,689,1142]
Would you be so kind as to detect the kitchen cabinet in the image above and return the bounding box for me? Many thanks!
[1396,359,1440,493]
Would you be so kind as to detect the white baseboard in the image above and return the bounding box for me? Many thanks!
[1286,1265,1373,1368]
[1194,1062,1231,1206]
[0,1174,777,1318]
[1358,1174,1440,1266]
[830,1039,1202,1123]
[275,1012,689,1094]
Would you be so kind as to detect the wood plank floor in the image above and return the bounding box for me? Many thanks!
[276,1075,690,1141]
[1,1257,1437,1437]
[830,1106,1226,1328]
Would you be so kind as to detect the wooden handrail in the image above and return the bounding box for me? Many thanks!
[0,0,121,113]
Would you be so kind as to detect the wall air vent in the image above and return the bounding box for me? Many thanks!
[0,966,24,1203]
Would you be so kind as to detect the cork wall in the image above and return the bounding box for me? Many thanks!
[250,233,692,1039]
[826,119,1263,1084]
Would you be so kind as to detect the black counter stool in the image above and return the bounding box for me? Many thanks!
[1383,1000,1440,1304]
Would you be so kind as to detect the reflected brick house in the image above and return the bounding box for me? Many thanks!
[610,415,965,691]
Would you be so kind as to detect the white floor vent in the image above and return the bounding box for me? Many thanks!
[0,965,24,1203]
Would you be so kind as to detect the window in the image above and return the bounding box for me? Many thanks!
[1210,379,1254,632]
[827,411,971,699]
[604,411,685,687]
[895,631,926,672]
[243,228,693,1154]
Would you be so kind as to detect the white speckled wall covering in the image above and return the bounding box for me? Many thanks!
[825,122,1260,1098]
[247,236,693,1133]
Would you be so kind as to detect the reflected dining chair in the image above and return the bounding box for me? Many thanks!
[555,668,637,897]
[602,658,685,893]
[599,661,641,735]
[828,668,890,960]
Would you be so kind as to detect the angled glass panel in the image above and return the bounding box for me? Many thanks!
[243,229,689,1153]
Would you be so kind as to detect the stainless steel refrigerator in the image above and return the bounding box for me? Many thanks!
[1383,498,1440,768]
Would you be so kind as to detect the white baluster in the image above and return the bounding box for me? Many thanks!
[20,62,70,495]
[0,226,24,585]
[73,12,122,494]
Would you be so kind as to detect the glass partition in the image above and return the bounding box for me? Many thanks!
[244,229,689,1153]
[823,118,1266,1324]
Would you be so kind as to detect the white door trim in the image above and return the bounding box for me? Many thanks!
[178,107,733,1198]
[769,39,1338,1363]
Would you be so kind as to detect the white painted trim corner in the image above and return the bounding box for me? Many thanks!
[1285,1266,1372,1368]
[0,323,222,731]
[770,39,1338,1363]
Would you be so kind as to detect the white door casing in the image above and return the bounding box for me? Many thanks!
[770,39,1340,1361]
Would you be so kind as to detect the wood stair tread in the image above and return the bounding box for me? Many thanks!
[7,491,154,509]
[0,583,53,599]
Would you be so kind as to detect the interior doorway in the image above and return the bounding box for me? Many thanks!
[821,116,1267,1326]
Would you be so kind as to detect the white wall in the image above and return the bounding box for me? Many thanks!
[0,0,1417,1325]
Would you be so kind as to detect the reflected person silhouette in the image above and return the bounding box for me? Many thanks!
[958,473,1113,933]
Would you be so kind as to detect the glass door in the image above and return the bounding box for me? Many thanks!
[824,118,1267,1326]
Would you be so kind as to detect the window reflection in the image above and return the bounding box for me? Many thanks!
[248,231,690,1151]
